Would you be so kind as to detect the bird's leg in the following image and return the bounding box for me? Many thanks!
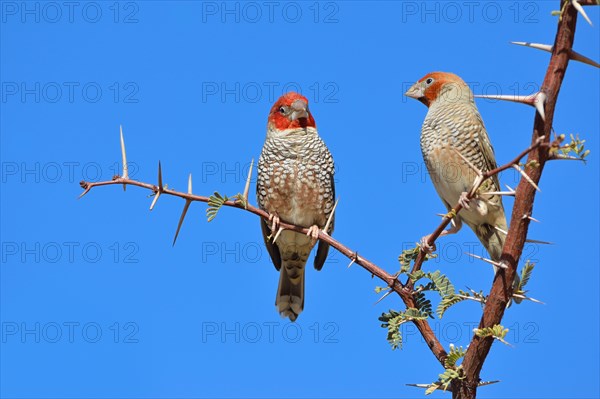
[420,217,462,254]
[460,173,487,211]
[269,213,280,235]
[419,236,437,254]
[458,191,472,210]
[306,225,320,246]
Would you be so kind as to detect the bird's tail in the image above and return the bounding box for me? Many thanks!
[276,255,306,321]
[474,222,522,304]
[474,222,505,267]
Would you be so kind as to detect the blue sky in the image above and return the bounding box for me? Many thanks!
[1,1,599,398]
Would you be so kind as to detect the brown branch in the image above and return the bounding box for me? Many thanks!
[454,1,581,397]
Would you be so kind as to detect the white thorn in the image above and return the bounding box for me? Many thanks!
[150,161,163,211]
[464,252,507,269]
[521,295,546,305]
[505,184,516,193]
[511,41,600,68]
[158,161,163,191]
[572,0,593,26]
[119,125,128,191]
[551,154,587,161]
[458,294,486,303]
[525,238,553,245]
[513,165,541,192]
[522,214,540,223]
[173,200,192,246]
[348,253,358,268]
[478,381,501,388]
[485,191,516,197]
[149,192,161,211]
[513,293,546,304]
[272,227,284,244]
[243,159,254,204]
[188,173,193,194]
[569,49,600,68]
[534,92,547,121]
[374,289,393,305]
[474,93,536,105]
[323,198,339,235]
[476,90,546,121]
[78,187,91,199]
[511,41,553,52]
[494,226,509,235]
[406,384,435,389]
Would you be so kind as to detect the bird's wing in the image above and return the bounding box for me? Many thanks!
[470,108,502,193]
[313,165,335,271]
[260,218,281,271]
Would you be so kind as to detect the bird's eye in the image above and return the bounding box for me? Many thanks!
[426,78,434,85]
[279,106,287,114]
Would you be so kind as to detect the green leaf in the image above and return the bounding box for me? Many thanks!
[428,270,455,297]
[437,295,467,318]
[413,291,433,319]
[231,193,247,209]
[445,344,466,368]
[378,310,404,350]
[425,367,464,394]
[408,269,426,283]
[474,324,511,346]
[554,133,591,162]
[398,246,420,273]
[398,245,436,274]
[518,261,535,292]
[403,307,430,320]
[206,192,229,222]
[379,308,430,350]
[436,289,486,318]
[439,367,462,390]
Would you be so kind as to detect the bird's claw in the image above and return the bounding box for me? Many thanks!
[269,214,280,234]
[459,192,471,210]
[419,235,436,254]
[307,225,320,246]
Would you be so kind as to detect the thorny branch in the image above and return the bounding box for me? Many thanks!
[453,1,594,397]
[80,130,554,368]
[79,1,596,396]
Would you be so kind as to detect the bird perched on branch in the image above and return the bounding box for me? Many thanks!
[405,72,518,293]
[257,92,336,321]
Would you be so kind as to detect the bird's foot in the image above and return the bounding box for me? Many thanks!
[307,225,320,246]
[269,214,280,234]
[459,192,471,210]
[419,235,436,254]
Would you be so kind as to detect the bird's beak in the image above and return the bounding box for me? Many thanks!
[290,99,309,120]
[405,82,425,100]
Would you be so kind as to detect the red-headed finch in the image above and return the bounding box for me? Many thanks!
[257,92,336,320]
